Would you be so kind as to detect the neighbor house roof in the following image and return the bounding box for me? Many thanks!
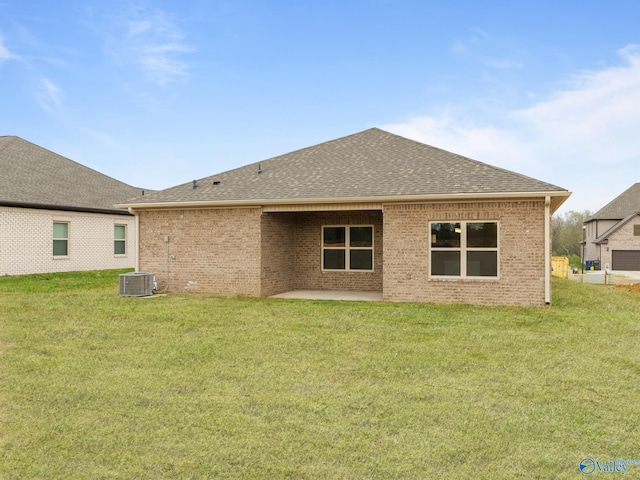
[594,212,640,244]
[586,183,640,222]
[0,136,147,214]
[119,128,570,210]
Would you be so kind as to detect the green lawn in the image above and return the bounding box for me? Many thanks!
[1,270,639,479]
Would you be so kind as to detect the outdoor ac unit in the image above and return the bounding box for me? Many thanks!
[119,272,155,297]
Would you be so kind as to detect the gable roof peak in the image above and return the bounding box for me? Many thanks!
[587,182,640,221]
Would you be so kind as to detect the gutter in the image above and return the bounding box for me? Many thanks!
[117,190,571,212]
[128,207,141,272]
[1,200,133,216]
[544,196,551,305]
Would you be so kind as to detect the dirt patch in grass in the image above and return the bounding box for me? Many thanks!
[615,282,640,293]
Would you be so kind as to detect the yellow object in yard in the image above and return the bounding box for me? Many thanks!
[551,256,569,279]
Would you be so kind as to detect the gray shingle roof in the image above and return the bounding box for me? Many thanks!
[587,183,640,221]
[0,136,147,213]
[123,128,568,206]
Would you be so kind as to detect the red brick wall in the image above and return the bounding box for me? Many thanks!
[383,200,547,305]
[137,201,547,305]
[260,213,296,296]
[292,211,383,292]
[138,208,262,295]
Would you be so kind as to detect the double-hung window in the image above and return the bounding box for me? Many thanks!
[322,226,374,271]
[53,222,69,256]
[430,222,498,277]
[114,225,126,255]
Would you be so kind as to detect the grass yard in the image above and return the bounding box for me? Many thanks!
[1,270,640,479]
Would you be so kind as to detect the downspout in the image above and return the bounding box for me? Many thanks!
[128,207,140,272]
[544,196,551,305]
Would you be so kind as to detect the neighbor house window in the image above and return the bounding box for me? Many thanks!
[53,222,69,256]
[430,222,498,277]
[634,225,640,236]
[114,225,126,255]
[322,226,373,271]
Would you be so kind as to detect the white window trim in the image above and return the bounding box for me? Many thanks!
[429,221,500,279]
[114,224,127,257]
[53,221,70,258]
[322,225,374,272]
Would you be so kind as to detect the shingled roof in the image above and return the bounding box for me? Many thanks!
[0,136,146,214]
[120,128,569,209]
[587,183,640,221]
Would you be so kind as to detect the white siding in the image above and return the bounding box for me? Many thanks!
[1,206,136,275]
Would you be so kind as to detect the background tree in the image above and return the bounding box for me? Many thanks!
[552,210,592,258]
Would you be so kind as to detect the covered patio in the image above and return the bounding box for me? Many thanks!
[260,209,384,298]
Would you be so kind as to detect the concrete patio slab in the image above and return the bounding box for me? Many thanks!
[270,290,383,301]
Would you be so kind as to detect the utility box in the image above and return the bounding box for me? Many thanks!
[119,272,155,297]
[551,256,569,279]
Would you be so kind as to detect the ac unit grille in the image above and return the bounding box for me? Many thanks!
[119,272,155,296]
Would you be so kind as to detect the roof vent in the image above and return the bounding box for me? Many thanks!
[257,163,262,174]
[213,180,221,185]
[192,180,197,189]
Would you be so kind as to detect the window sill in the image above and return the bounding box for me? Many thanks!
[322,269,375,273]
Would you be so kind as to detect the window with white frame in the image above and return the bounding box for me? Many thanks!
[53,222,69,256]
[430,221,498,277]
[322,225,374,271]
[114,225,126,255]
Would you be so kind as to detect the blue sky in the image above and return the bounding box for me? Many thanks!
[1,1,639,214]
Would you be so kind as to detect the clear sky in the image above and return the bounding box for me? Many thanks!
[1,1,639,214]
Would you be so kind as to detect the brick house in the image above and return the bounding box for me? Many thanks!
[119,128,570,305]
[583,183,640,271]
[0,136,146,276]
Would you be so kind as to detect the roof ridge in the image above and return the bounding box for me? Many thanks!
[0,136,18,155]
[377,128,564,190]
[260,127,384,163]
[1,136,151,211]
[8,136,146,190]
[188,128,384,184]
[587,182,640,221]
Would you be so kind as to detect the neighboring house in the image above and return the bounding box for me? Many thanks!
[583,183,640,271]
[119,128,570,306]
[0,136,147,276]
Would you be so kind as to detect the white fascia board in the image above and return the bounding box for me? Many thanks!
[116,190,571,211]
